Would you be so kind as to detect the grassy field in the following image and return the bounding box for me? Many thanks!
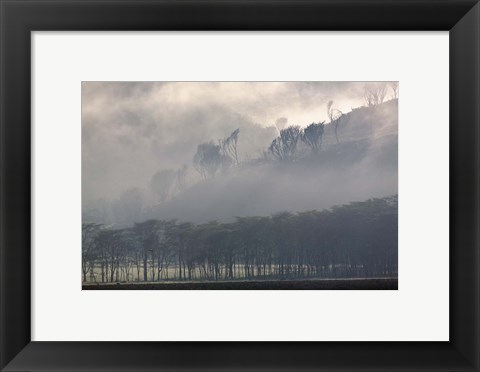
[83,277,397,290]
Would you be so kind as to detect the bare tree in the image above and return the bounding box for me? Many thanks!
[193,141,228,180]
[96,228,124,282]
[327,101,343,144]
[133,220,161,282]
[269,126,302,161]
[301,122,325,154]
[82,222,101,282]
[220,128,240,166]
[363,83,387,107]
[390,82,399,99]
[175,165,188,192]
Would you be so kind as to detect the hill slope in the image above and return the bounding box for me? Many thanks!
[144,100,398,223]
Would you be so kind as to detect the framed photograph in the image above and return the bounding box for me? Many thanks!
[81,80,399,291]
[1,0,479,371]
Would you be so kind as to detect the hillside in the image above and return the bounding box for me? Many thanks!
[143,100,398,224]
[323,99,398,145]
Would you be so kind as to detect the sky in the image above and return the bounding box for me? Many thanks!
[82,81,372,131]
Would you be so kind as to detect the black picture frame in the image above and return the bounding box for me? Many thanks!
[1,0,479,371]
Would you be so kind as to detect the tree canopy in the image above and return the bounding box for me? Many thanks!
[82,196,397,283]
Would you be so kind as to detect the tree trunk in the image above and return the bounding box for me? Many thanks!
[143,258,148,281]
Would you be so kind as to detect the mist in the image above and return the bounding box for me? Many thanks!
[82,81,398,226]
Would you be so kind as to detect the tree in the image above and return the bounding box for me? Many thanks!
[117,228,137,282]
[220,128,240,166]
[301,121,325,154]
[268,126,302,161]
[95,228,124,282]
[327,101,343,144]
[390,82,399,99]
[150,169,176,203]
[82,196,398,284]
[364,83,387,107]
[175,165,188,192]
[168,222,196,280]
[82,222,101,282]
[272,211,298,277]
[133,220,161,281]
[193,141,229,180]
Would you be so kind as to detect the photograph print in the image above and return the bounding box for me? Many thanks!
[82,81,398,290]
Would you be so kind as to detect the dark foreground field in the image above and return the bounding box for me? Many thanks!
[83,277,397,290]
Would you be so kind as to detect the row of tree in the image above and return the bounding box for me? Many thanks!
[82,196,398,283]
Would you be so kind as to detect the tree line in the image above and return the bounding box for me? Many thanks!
[82,196,397,283]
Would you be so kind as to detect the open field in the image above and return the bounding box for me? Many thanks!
[83,277,397,290]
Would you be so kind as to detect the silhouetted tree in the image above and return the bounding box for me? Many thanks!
[133,220,160,281]
[269,126,302,161]
[95,228,125,282]
[327,101,343,144]
[390,82,399,99]
[193,141,229,180]
[220,128,240,166]
[364,83,387,107]
[175,165,188,192]
[83,196,398,283]
[301,122,325,154]
[82,222,101,282]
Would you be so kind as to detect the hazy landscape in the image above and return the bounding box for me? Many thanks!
[82,82,398,290]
